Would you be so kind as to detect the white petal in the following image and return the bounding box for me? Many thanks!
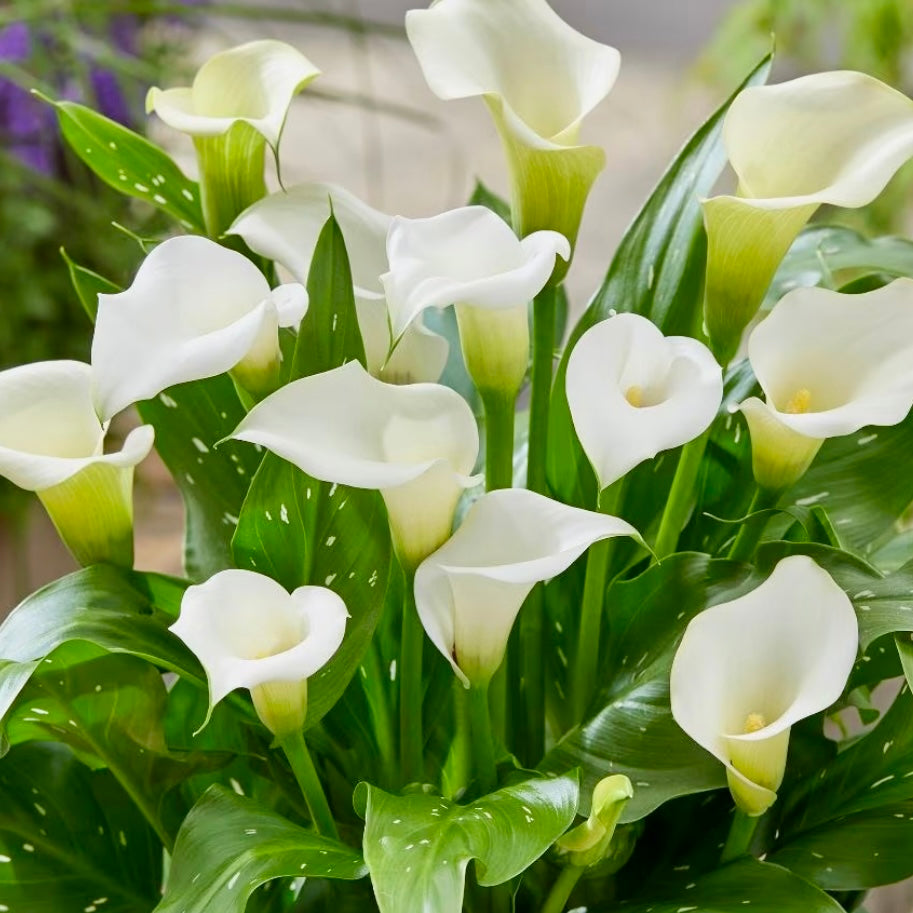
[363,304,449,385]
[724,71,913,210]
[671,555,858,805]
[146,39,321,147]
[566,314,723,490]
[0,360,153,490]
[415,488,639,685]
[170,569,348,707]
[382,206,569,339]
[406,0,619,147]
[747,279,913,438]
[91,236,304,420]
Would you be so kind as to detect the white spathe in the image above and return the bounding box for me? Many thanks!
[91,235,308,421]
[703,71,913,362]
[146,39,320,147]
[171,569,348,737]
[566,313,723,490]
[229,183,448,384]
[382,206,569,396]
[740,279,913,491]
[415,488,638,687]
[670,555,858,816]
[230,360,480,568]
[0,360,154,566]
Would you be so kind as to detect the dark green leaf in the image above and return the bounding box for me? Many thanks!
[48,98,205,231]
[155,785,367,913]
[547,54,772,507]
[0,742,161,912]
[469,179,511,224]
[359,774,578,913]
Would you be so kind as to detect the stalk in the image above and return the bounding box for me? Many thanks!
[400,573,425,783]
[280,731,338,840]
[727,487,780,562]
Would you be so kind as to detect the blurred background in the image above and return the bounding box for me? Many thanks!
[1,4,912,902]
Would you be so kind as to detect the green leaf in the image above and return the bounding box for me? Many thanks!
[618,858,844,912]
[359,774,578,913]
[547,53,772,507]
[48,98,205,231]
[0,741,162,912]
[469,179,512,224]
[155,785,367,913]
[543,554,756,822]
[232,214,391,728]
[60,247,118,321]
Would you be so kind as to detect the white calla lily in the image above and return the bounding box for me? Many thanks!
[91,235,308,422]
[230,360,480,568]
[414,488,638,687]
[0,360,154,567]
[146,40,321,236]
[703,71,913,363]
[229,183,448,384]
[671,555,858,816]
[382,206,569,398]
[566,313,723,491]
[739,279,913,492]
[170,569,348,737]
[406,0,619,268]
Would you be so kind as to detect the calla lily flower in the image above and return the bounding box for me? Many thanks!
[170,569,348,737]
[406,0,620,274]
[229,183,449,384]
[146,40,321,236]
[414,488,638,686]
[91,235,308,422]
[739,279,913,492]
[557,775,634,869]
[703,70,913,363]
[230,360,480,568]
[0,360,154,567]
[381,206,569,398]
[566,313,723,491]
[671,555,858,816]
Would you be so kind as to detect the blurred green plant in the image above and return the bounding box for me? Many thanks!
[698,0,913,233]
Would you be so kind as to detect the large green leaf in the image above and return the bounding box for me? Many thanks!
[49,98,205,231]
[616,858,843,913]
[64,258,262,580]
[0,741,161,912]
[232,214,391,728]
[155,785,367,913]
[359,774,578,913]
[546,54,772,507]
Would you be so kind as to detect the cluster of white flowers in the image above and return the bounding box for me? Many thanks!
[4,0,913,821]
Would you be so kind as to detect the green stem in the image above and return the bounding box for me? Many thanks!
[527,287,557,494]
[468,683,497,794]
[400,573,425,784]
[571,482,623,724]
[449,681,472,796]
[540,865,584,913]
[517,584,545,766]
[280,731,338,840]
[728,487,780,562]
[361,642,397,787]
[720,809,761,863]
[653,429,711,561]
[483,391,516,491]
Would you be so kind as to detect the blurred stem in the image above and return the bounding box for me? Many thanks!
[280,731,338,840]
[720,809,761,863]
[727,487,780,562]
[483,391,516,491]
[400,571,425,784]
[361,643,397,787]
[517,584,545,766]
[540,865,584,913]
[468,682,497,794]
[527,286,557,494]
[653,429,711,560]
[571,481,624,723]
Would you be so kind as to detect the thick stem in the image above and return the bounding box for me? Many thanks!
[540,865,584,913]
[571,482,623,724]
[653,429,711,561]
[728,487,780,562]
[400,573,425,784]
[468,682,497,795]
[361,642,397,787]
[517,584,545,767]
[483,391,516,491]
[720,809,761,863]
[527,287,557,494]
[280,731,338,840]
